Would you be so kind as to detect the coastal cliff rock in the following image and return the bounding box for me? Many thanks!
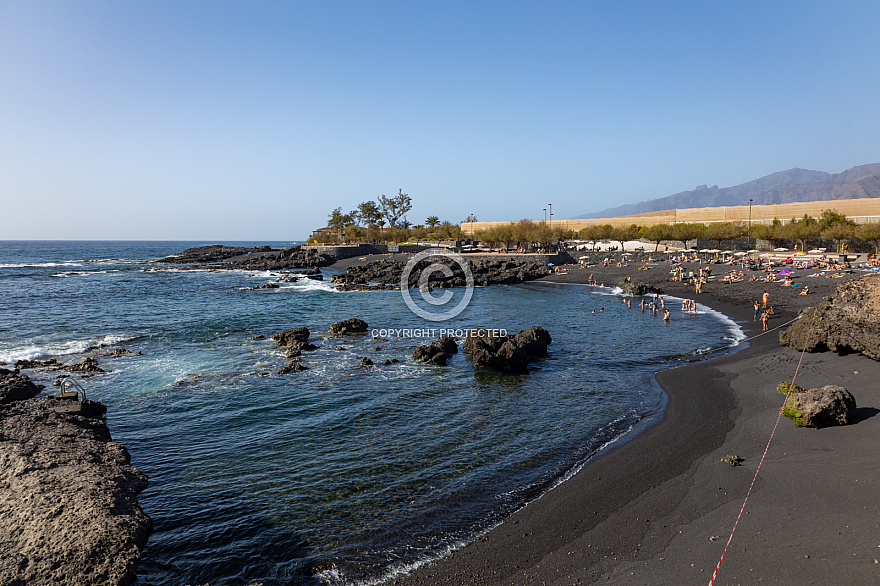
[0,397,151,585]
[331,257,549,290]
[0,369,43,404]
[782,384,856,428]
[779,275,880,360]
[463,327,551,372]
[413,336,459,366]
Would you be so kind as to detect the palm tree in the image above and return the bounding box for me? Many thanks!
[425,215,440,228]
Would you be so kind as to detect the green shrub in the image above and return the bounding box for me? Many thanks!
[719,454,744,466]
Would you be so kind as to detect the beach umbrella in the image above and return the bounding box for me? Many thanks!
[773,247,789,252]
[579,256,591,260]
[721,250,733,255]
[748,249,759,253]
[733,251,748,256]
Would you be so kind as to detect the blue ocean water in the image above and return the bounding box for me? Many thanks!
[0,241,743,585]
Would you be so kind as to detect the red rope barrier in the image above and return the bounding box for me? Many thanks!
[707,308,818,585]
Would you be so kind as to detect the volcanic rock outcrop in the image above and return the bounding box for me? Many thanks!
[463,327,552,372]
[159,245,334,270]
[0,368,43,404]
[779,275,880,360]
[0,397,151,585]
[331,257,549,290]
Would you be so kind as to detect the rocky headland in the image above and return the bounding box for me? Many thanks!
[0,379,151,585]
[159,244,334,270]
[779,274,880,359]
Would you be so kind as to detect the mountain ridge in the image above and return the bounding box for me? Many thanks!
[576,163,880,219]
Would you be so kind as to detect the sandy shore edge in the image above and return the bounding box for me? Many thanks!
[384,264,880,585]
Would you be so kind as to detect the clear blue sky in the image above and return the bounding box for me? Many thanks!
[2,1,879,240]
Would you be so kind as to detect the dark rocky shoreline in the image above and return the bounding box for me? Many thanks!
[0,373,151,586]
[158,244,335,270]
[331,256,551,290]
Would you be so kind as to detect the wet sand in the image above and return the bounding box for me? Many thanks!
[384,257,880,585]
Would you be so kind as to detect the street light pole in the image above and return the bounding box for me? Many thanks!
[748,198,753,249]
[548,203,552,232]
[543,208,547,225]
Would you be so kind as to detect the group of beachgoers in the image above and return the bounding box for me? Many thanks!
[752,291,775,331]
[619,292,698,323]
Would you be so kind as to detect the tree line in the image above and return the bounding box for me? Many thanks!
[316,189,462,244]
[473,210,880,253]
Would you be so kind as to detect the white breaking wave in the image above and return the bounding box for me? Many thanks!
[695,302,747,344]
[278,277,340,293]
[50,270,120,278]
[0,261,84,268]
[0,334,139,363]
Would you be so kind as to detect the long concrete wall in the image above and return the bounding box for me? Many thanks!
[461,197,880,234]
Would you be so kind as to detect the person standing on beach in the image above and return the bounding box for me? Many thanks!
[761,310,769,331]
[753,300,760,321]
[762,290,769,308]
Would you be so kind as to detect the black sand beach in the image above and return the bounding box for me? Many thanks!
[380,256,880,585]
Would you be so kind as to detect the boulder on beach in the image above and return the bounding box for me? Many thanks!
[463,326,551,372]
[0,397,152,585]
[0,368,43,404]
[413,336,459,366]
[330,318,368,335]
[782,384,857,428]
[779,275,880,360]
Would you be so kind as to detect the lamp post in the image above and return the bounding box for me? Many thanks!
[748,198,753,249]
[548,203,552,232]
[543,208,547,225]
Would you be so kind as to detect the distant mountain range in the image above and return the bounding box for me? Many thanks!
[576,162,880,219]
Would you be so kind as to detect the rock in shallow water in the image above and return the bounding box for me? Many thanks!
[413,336,459,366]
[463,326,552,373]
[330,318,368,335]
